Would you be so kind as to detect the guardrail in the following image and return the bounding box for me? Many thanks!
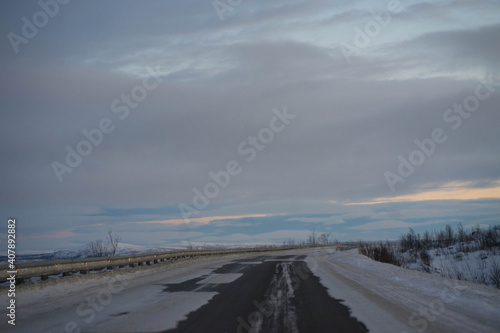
[0,246,304,283]
[0,244,361,284]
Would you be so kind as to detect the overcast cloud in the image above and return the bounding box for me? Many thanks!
[1,0,499,252]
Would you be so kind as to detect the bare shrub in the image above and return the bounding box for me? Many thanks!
[83,239,109,258]
[319,232,331,245]
[107,228,122,256]
[489,258,500,289]
[419,250,431,272]
[307,229,318,245]
[359,241,401,266]
[83,229,122,258]
[359,224,500,288]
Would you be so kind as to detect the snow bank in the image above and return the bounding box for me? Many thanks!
[306,248,500,333]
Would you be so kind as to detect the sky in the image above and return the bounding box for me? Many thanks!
[1,0,499,253]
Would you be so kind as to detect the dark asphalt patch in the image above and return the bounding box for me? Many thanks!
[237,257,267,262]
[213,263,255,274]
[162,262,257,292]
[110,311,129,317]
[272,255,296,260]
[162,276,212,292]
[162,256,368,333]
[291,261,368,333]
[164,260,277,333]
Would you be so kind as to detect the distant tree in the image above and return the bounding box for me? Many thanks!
[436,229,447,248]
[319,232,331,245]
[445,224,455,247]
[83,229,122,258]
[308,229,318,245]
[400,228,417,252]
[83,239,109,258]
[422,230,432,249]
[107,228,122,256]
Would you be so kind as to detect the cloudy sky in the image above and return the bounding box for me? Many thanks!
[1,0,499,253]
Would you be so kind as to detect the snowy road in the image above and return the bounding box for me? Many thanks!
[1,248,499,332]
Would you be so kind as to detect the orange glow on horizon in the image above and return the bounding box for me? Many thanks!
[346,181,500,205]
[138,214,269,225]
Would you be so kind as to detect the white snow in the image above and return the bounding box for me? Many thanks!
[407,246,500,287]
[1,247,499,333]
[306,247,500,333]
[0,253,255,333]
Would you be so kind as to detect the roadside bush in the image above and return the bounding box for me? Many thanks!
[82,229,122,258]
[419,250,431,269]
[359,241,401,266]
[490,259,500,289]
[360,223,500,289]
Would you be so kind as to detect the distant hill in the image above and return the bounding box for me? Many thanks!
[0,241,273,265]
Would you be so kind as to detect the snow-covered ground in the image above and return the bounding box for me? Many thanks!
[1,247,498,332]
[403,246,500,288]
[0,253,253,332]
[308,248,500,332]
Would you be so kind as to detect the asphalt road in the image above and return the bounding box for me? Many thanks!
[4,248,498,333]
[0,250,370,333]
[163,254,367,333]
